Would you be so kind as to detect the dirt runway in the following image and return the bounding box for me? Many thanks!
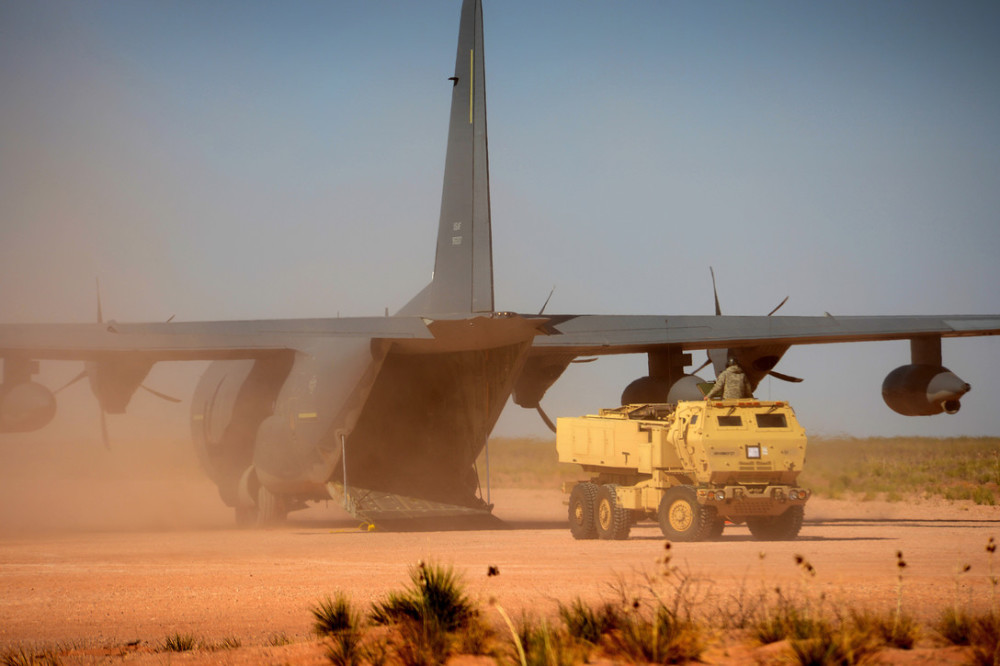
[2,487,999,654]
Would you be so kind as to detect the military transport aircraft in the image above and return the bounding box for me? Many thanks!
[1,0,998,526]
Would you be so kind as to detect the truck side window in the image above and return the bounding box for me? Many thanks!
[717,415,742,427]
[690,415,698,425]
[756,413,787,428]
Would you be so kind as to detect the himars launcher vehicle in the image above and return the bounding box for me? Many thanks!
[558,400,809,542]
[1,0,998,527]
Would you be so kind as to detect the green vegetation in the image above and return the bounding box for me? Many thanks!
[215,636,242,650]
[475,437,578,488]
[0,648,60,666]
[800,436,1000,503]
[305,546,1000,665]
[161,633,197,652]
[479,435,1000,503]
[370,561,490,664]
[312,594,365,666]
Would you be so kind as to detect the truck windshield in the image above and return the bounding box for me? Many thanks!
[717,415,743,427]
[755,413,788,428]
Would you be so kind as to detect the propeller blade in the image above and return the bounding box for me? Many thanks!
[710,267,721,316]
[100,409,110,449]
[538,285,556,315]
[767,295,789,317]
[768,370,804,383]
[692,357,712,375]
[535,404,556,434]
[96,277,104,324]
[54,370,88,394]
[139,385,182,403]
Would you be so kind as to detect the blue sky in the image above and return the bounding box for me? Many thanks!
[1,1,999,442]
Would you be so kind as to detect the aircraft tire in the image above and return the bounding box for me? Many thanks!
[658,486,711,542]
[255,486,286,528]
[595,484,631,540]
[746,505,804,541]
[568,482,599,540]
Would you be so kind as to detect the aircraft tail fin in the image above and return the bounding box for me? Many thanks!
[399,0,493,317]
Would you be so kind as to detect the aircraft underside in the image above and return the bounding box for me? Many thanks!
[340,340,529,510]
[190,333,532,525]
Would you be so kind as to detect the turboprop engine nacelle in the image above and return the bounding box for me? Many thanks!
[621,374,706,404]
[881,364,970,416]
[0,382,57,432]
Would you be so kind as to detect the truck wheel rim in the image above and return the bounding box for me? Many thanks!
[573,504,584,525]
[599,501,611,529]
[669,500,693,531]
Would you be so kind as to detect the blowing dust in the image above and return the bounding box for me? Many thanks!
[0,416,233,535]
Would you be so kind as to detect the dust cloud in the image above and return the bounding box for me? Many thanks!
[0,417,233,535]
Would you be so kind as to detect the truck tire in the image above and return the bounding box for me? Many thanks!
[658,486,711,542]
[746,505,804,541]
[595,484,631,540]
[705,513,726,540]
[568,482,599,540]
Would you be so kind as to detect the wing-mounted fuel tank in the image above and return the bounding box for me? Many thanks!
[882,364,970,415]
[0,358,56,432]
[881,337,971,416]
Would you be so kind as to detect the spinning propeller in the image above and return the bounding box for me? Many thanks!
[53,280,181,448]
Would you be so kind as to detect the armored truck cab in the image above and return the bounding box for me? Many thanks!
[556,400,810,541]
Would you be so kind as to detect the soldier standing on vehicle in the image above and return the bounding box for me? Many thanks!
[705,357,753,400]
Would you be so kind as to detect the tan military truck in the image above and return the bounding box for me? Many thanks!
[557,400,810,541]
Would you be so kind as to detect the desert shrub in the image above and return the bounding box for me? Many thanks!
[515,616,586,666]
[752,587,829,644]
[371,561,478,665]
[1,648,61,666]
[312,593,362,637]
[937,607,977,645]
[162,633,197,652]
[801,437,1000,501]
[848,609,919,650]
[608,605,703,664]
[974,487,996,506]
[789,629,878,666]
[210,636,241,650]
[969,613,1000,666]
[371,561,474,632]
[312,593,365,666]
[557,598,621,645]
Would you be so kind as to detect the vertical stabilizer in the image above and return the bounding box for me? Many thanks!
[399,0,493,317]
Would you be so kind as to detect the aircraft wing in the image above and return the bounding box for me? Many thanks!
[0,317,434,362]
[532,313,1000,355]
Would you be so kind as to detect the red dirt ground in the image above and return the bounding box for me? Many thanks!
[1,436,998,663]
